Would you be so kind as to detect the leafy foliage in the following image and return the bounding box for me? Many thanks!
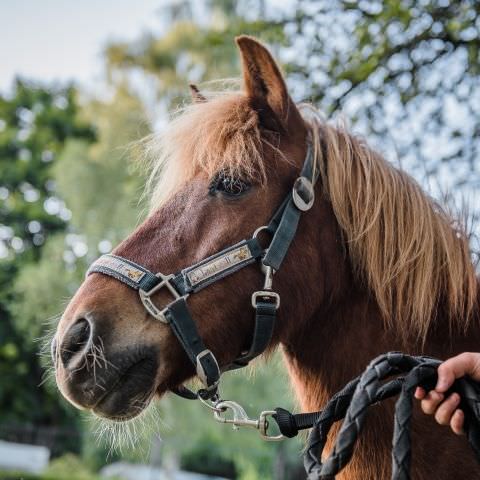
[104,1,287,110]
[297,0,480,186]
[0,80,94,427]
[286,0,480,244]
[0,79,95,260]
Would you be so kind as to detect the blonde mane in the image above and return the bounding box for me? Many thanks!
[305,111,477,342]
[146,91,478,342]
[144,92,268,208]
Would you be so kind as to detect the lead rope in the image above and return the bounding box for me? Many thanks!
[208,352,480,479]
[299,352,480,479]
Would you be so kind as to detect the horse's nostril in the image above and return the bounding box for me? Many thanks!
[59,318,92,369]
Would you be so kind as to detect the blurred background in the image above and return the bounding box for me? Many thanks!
[0,1,479,479]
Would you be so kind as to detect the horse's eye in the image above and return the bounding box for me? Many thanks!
[209,171,251,197]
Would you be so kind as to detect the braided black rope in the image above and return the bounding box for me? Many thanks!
[301,352,480,479]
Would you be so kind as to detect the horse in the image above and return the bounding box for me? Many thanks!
[51,35,480,479]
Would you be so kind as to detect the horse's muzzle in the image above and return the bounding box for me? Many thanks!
[52,316,159,420]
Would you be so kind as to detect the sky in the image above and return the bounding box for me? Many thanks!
[0,0,167,93]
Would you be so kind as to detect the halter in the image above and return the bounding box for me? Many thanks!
[87,144,317,402]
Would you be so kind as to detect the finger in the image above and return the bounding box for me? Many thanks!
[420,391,444,415]
[434,393,461,425]
[436,353,480,392]
[450,409,465,435]
[414,387,426,400]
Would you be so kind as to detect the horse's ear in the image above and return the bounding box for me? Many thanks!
[235,35,296,130]
[189,84,207,103]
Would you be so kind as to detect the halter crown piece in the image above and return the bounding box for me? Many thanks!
[87,144,317,400]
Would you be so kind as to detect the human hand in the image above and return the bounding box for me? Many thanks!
[414,353,480,435]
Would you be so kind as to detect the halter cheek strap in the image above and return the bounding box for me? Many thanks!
[87,144,318,400]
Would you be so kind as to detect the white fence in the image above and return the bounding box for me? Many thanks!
[101,461,228,480]
[0,439,50,474]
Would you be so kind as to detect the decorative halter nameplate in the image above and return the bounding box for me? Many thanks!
[91,255,145,283]
[86,254,161,291]
[182,240,256,291]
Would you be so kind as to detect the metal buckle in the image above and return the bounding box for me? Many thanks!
[251,291,280,310]
[212,400,285,442]
[251,263,280,309]
[139,272,187,323]
[292,176,314,211]
[196,349,220,387]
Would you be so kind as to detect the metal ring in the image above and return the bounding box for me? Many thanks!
[198,394,223,413]
[253,225,269,239]
[252,225,273,250]
[292,176,315,211]
[259,411,286,441]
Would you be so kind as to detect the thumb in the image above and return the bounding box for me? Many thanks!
[436,353,480,392]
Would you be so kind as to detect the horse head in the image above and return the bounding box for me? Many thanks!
[52,36,343,421]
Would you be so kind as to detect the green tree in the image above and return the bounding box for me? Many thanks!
[0,79,95,260]
[290,0,480,193]
[0,80,94,427]
[104,1,287,110]
[6,83,150,383]
[6,84,152,462]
